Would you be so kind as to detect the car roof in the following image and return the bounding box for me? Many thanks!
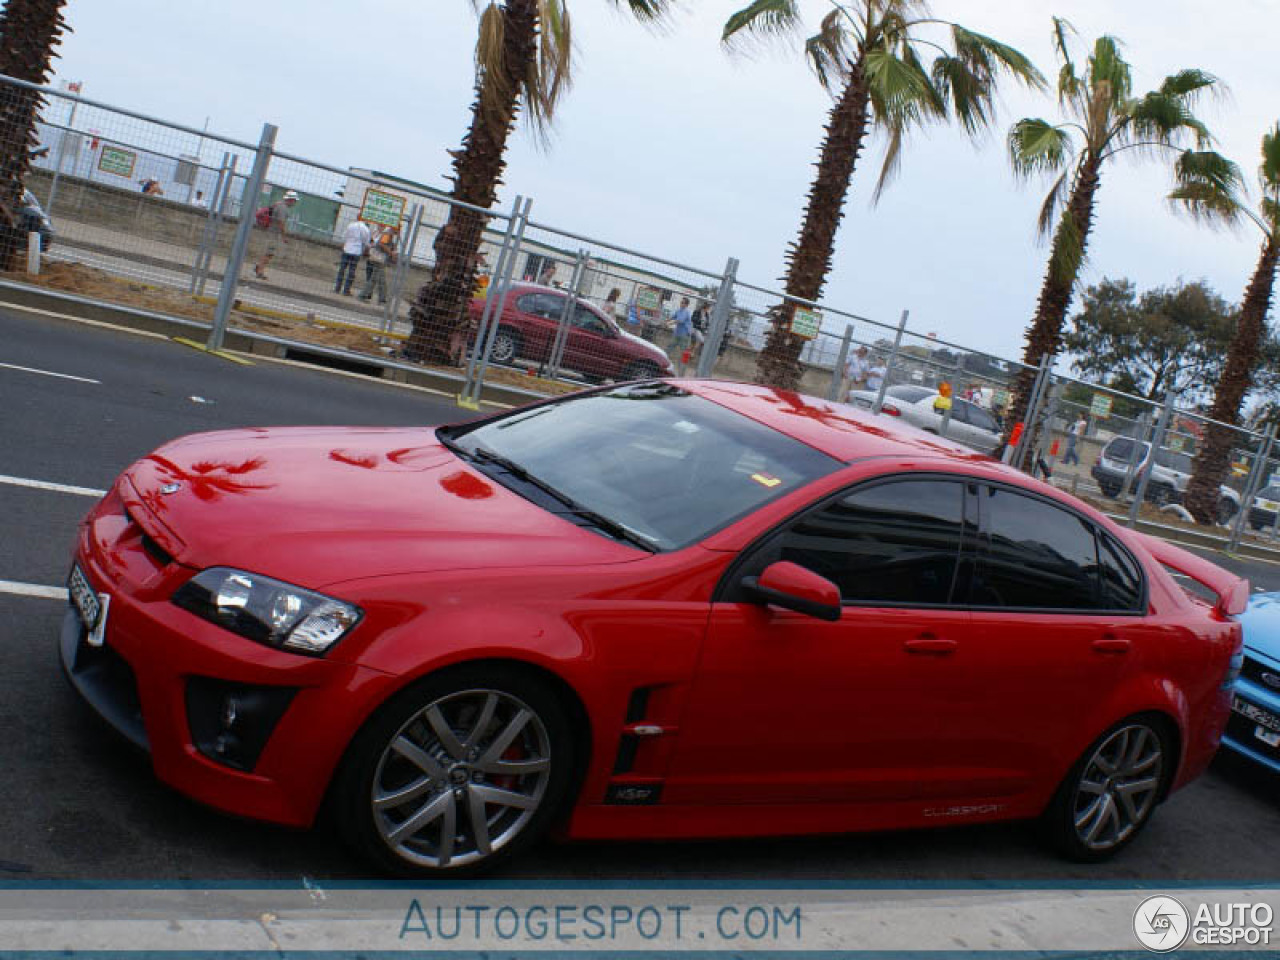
[679,379,1000,468]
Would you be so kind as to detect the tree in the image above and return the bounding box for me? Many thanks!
[402,0,672,364]
[721,0,1043,390]
[1005,19,1237,442]
[0,0,68,271]
[1062,277,1278,404]
[1179,124,1280,523]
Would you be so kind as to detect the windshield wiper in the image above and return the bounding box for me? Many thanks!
[467,446,656,552]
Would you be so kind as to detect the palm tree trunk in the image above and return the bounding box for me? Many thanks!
[756,60,871,390]
[0,0,68,271]
[1184,235,1280,523]
[403,0,538,364]
[1005,152,1103,449]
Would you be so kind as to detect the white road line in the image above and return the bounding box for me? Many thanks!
[0,361,100,384]
[0,580,67,600]
[0,474,106,498]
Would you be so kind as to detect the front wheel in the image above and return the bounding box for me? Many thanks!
[623,360,661,381]
[1217,499,1238,526]
[489,328,521,366]
[1041,717,1172,862]
[334,665,574,877]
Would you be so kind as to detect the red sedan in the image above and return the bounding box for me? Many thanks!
[62,380,1244,876]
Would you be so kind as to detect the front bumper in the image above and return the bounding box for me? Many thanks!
[62,487,395,828]
[1221,652,1280,775]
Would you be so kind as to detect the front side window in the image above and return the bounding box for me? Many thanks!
[974,487,1100,610]
[770,479,967,606]
[516,292,564,320]
[572,304,609,334]
[442,384,839,551]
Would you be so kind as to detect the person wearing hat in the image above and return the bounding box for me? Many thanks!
[253,189,298,280]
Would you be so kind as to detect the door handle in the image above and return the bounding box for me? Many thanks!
[1092,634,1130,654]
[904,634,957,656]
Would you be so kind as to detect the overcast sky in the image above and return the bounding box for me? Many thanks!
[51,0,1280,362]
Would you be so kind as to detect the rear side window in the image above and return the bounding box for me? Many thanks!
[886,385,933,403]
[516,292,564,319]
[1098,535,1144,611]
[1104,437,1143,462]
[967,405,999,433]
[974,487,1099,610]
[776,479,966,606]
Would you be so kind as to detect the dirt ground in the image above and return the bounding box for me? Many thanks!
[9,262,576,396]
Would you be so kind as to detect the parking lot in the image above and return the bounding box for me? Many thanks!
[4,307,1280,883]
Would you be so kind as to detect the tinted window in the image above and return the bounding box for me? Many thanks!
[967,404,999,433]
[777,480,966,605]
[1103,438,1146,463]
[974,487,1099,609]
[886,385,934,403]
[949,402,971,425]
[1259,486,1280,500]
[1098,535,1143,611]
[1153,448,1193,473]
[516,292,565,319]
[447,383,838,551]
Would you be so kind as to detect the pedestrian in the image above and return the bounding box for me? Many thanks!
[139,178,163,196]
[191,190,208,209]
[538,261,556,287]
[669,296,694,372]
[335,217,372,296]
[252,189,297,280]
[842,345,870,400]
[359,225,398,304]
[1063,414,1087,466]
[866,357,887,393]
[601,288,622,324]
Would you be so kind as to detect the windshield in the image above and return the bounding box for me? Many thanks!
[443,383,840,551]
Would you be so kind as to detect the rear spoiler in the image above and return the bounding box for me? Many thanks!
[1137,533,1250,617]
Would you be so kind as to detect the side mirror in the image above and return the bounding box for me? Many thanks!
[741,561,842,622]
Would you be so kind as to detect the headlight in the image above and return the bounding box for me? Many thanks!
[172,568,361,656]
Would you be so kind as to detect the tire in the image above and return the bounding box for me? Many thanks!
[1147,485,1174,508]
[1040,715,1173,863]
[489,328,521,366]
[333,664,575,878]
[1098,481,1121,499]
[623,360,661,381]
[1217,499,1238,526]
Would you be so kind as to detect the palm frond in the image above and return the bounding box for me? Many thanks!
[473,2,510,124]
[932,56,987,134]
[1128,91,1212,148]
[1262,197,1280,235]
[864,47,941,127]
[951,25,1046,92]
[804,8,852,93]
[1159,68,1219,103]
[1169,149,1244,227]
[871,121,905,204]
[608,0,674,21]
[1056,62,1082,109]
[722,0,801,48]
[522,0,573,136]
[1007,118,1073,178]
[1050,16,1076,68]
[1048,204,1088,286]
[1037,168,1070,238]
[1260,122,1280,190]
[1088,36,1131,106]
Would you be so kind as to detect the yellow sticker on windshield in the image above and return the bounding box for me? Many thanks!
[751,473,782,488]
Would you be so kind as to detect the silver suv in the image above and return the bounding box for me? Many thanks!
[1090,436,1240,523]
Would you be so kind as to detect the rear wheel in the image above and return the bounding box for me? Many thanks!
[1041,716,1172,862]
[335,665,574,877]
[1098,480,1121,499]
[623,360,661,381]
[489,328,521,366]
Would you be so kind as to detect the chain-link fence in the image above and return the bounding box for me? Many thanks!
[4,71,1275,543]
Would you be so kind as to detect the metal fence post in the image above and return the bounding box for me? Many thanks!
[872,309,909,415]
[1127,390,1174,528]
[462,196,531,407]
[459,196,523,403]
[546,249,588,379]
[208,124,275,352]
[44,86,82,213]
[197,153,238,297]
[189,152,229,294]
[1118,410,1151,499]
[1230,425,1276,551]
[1011,354,1052,470]
[382,202,422,333]
[697,256,739,378]
[826,324,854,402]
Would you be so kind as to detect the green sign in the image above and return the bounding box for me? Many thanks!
[359,187,406,228]
[790,308,821,341]
[1168,434,1186,452]
[992,388,1010,410]
[1089,393,1114,419]
[97,145,136,178]
[634,288,661,312]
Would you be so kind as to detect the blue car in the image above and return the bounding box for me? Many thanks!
[1226,593,1280,771]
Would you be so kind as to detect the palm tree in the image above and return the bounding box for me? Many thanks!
[403,0,672,365]
[1005,18,1236,441]
[1177,124,1280,523]
[0,0,68,271]
[722,0,1043,390]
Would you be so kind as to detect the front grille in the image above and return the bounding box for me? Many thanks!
[1241,656,1280,693]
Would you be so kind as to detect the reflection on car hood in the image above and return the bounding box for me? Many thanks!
[122,426,640,589]
[1239,592,1280,661]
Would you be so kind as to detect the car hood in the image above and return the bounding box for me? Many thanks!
[1239,593,1280,662]
[122,426,640,589]
[617,328,670,363]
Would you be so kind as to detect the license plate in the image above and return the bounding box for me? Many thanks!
[1256,726,1280,748]
[67,564,109,647]
[1259,500,1278,512]
[1233,696,1280,734]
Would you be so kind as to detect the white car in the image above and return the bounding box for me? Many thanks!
[847,385,1002,455]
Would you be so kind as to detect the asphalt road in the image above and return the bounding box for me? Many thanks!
[4,306,1280,884]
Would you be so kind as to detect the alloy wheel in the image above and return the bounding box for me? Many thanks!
[1071,723,1163,852]
[370,688,552,869]
[491,332,517,364]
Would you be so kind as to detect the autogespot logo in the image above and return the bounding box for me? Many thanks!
[1134,895,1190,952]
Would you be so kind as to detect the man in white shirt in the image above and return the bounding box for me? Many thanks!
[842,345,870,400]
[1063,414,1087,465]
[335,219,371,296]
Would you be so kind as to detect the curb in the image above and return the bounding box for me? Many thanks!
[0,279,550,410]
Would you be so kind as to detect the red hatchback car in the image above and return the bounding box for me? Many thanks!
[62,380,1245,876]
[471,282,674,381]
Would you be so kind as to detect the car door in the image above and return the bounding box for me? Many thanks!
[511,291,564,361]
[962,483,1150,792]
[963,402,1002,454]
[666,476,982,808]
[561,304,619,378]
